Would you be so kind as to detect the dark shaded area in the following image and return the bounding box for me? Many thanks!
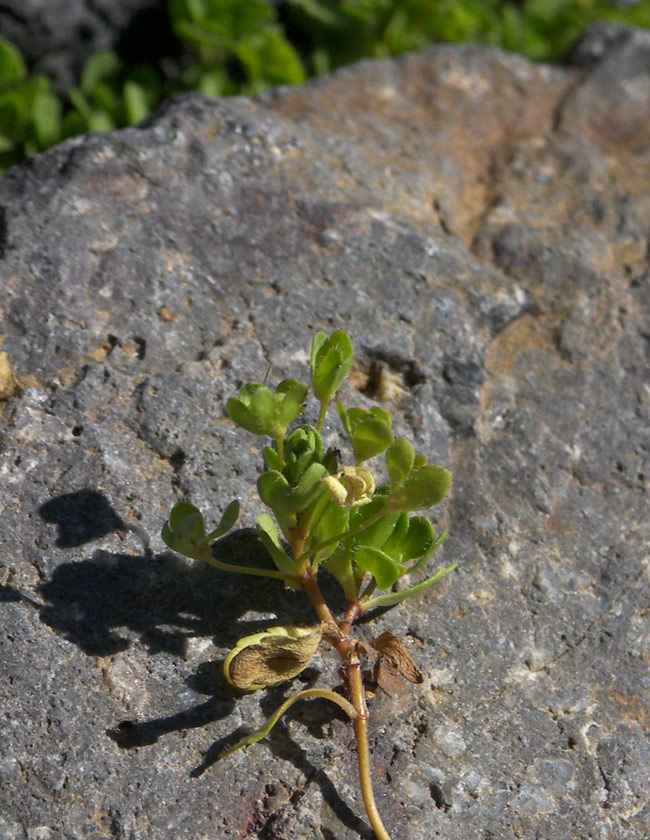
[33,492,319,656]
[0,205,8,259]
[39,489,126,548]
[109,695,235,749]
[113,1,180,69]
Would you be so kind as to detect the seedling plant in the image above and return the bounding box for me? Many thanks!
[162,330,456,840]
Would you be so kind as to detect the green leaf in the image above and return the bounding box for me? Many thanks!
[168,501,201,530]
[123,80,150,124]
[363,562,458,610]
[0,89,28,137]
[0,38,26,83]
[227,383,274,436]
[409,530,448,573]
[352,507,401,552]
[227,380,308,439]
[310,332,327,372]
[355,545,406,590]
[89,81,120,117]
[67,88,92,120]
[294,461,328,509]
[336,401,352,437]
[323,548,357,601]
[220,499,240,531]
[255,513,296,576]
[400,516,435,560]
[31,88,62,149]
[234,28,306,87]
[310,500,349,563]
[379,511,409,556]
[263,445,281,471]
[386,438,414,486]
[389,464,451,512]
[80,51,121,96]
[310,330,354,403]
[258,469,291,508]
[338,403,393,463]
[258,469,296,536]
[86,110,115,132]
[204,498,240,541]
[162,502,206,558]
[276,379,309,428]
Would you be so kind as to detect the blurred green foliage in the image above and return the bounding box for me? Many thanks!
[1,0,649,172]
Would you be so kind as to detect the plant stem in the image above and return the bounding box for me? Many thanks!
[316,399,329,434]
[359,578,377,603]
[218,688,357,761]
[347,662,392,840]
[300,573,393,840]
[300,571,341,641]
[197,548,297,583]
[275,434,285,469]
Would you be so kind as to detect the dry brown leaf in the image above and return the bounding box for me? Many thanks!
[371,631,423,685]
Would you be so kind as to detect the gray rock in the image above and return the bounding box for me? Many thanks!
[1,24,649,840]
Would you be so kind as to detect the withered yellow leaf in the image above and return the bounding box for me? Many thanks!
[224,624,323,691]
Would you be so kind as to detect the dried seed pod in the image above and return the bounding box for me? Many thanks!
[224,625,323,691]
[370,631,423,696]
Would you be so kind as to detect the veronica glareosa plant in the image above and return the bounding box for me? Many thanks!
[162,330,456,840]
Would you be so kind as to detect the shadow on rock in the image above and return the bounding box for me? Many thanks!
[191,680,373,837]
[29,490,318,657]
[39,489,126,548]
[109,663,235,749]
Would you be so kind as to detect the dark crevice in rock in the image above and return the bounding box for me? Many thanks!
[167,448,186,473]
[353,350,426,405]
[431,196,454,237]
[429,780,452,812]
[0,205,8,258]
[132,336,146,360]
[550,71,589,133]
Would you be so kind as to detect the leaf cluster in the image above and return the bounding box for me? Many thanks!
[3,0,650,173]
[163,330,454,611]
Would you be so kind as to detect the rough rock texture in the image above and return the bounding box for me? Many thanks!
[1,25,650,840]
[0,0,169,91]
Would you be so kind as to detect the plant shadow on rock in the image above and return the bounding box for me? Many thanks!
[28,489,355,777]
[108,661,236,752]
[36,490,320,657]
[39,488,126,548]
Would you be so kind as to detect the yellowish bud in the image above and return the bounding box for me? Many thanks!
[322,466,375,508]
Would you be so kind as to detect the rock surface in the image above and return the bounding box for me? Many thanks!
[1,24,650,840]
